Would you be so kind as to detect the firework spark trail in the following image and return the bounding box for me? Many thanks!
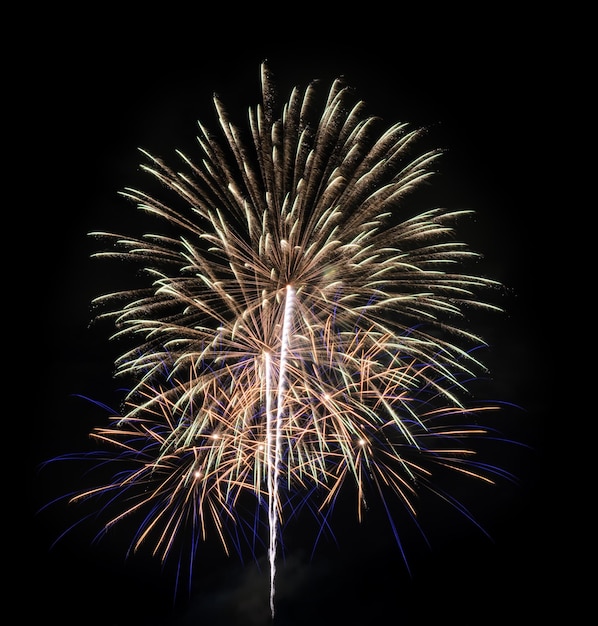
[264,350,276,616]
[41,61,518,618]
[265,284,295,617]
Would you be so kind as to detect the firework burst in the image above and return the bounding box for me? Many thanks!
[44,62,515,617]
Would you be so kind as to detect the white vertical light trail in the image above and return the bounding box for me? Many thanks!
[266,284,295,618]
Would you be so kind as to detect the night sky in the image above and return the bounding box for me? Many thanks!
[24,9,552,626]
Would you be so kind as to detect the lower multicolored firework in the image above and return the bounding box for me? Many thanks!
[43,62,517,618]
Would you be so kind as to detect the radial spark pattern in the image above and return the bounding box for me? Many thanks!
[47,63,512,615]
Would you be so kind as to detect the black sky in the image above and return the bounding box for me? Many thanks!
[22,8,554,626]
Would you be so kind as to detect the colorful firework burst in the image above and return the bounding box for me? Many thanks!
[44,62,515,617]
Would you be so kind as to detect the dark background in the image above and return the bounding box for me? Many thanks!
[21,7,555,626]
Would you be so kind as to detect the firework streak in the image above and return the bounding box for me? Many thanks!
[49,63,513,617]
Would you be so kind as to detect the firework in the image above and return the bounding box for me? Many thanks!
[45,62,514,618]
